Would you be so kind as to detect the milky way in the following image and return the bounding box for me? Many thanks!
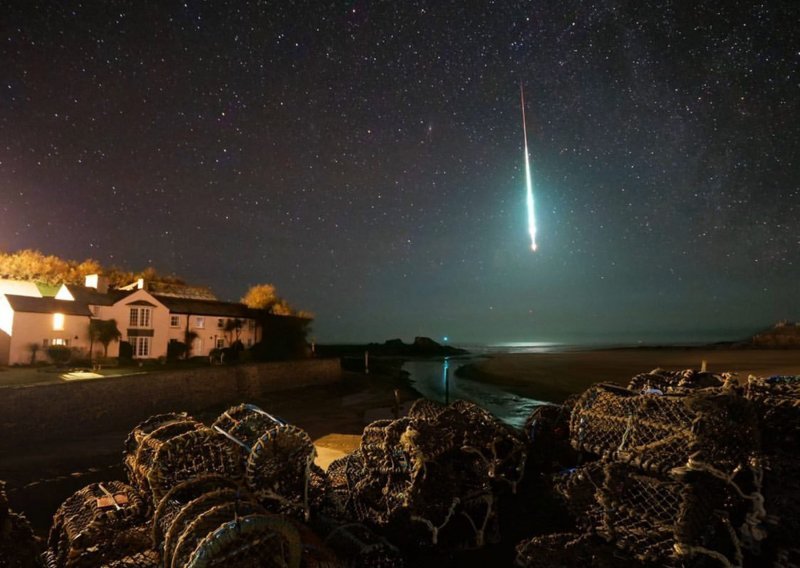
[1,1,798,343]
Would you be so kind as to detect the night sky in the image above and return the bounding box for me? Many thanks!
[1,1,798,344]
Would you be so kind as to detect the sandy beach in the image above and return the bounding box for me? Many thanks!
[459,348,800,403]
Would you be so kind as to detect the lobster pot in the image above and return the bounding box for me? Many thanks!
[321,450,371,521]
[157,487,301,568]
[124,413,204,497]
[746,376,800,453]
[99,551,160,568]
[551,462,605,532]
[245,424,317,519]
[570,384,759,475]
[597,463,742,566]
[522,402,575,472]
[130,423,243,505]
[627,368,727,394]
[45,481,151,568]
[331,407,505,550]
[322,523,404,568]
[212,403,285,448]
[514,532,627,568]
[151,475,241,551]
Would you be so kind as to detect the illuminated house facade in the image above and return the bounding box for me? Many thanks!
[0,275,274,365]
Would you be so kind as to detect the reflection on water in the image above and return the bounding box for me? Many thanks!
[402,357,546,429]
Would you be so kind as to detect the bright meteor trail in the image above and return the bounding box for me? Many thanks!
[520,84,538,252]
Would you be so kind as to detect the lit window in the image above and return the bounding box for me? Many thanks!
[51,338,69,346]
[53,313,65,331]
[170,315,180,327]
[196,317,205,329]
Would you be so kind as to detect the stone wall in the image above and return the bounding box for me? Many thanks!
[0,359,341,448]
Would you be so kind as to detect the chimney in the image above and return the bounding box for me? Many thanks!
[85,274,109,294]
[137,278,145,290]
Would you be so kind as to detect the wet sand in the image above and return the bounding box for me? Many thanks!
[459,348,800,403]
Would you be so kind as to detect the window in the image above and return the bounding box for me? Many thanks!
[195,316,205,329]
[129,307,152,328]
[42,339,49,347]
[50,338,69,346]
[217,318,225,329]
[170,315,180,327]
[90,306,100,316]
[248,319,255,331]
[53,313,65,331]
[131,336,151,357]
[216,338,225,349]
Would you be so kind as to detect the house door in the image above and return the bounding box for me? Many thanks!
[192,337,204,356]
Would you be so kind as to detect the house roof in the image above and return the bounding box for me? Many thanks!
[153,295,257,318]
[63,285,130,306]
[4,294,93,316]
[0,279,43,298]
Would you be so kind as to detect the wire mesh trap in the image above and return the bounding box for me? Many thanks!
[514,531,638,568]
[745,376,800,453]
[321,399,526,551]
[45,481,151,568]
[212,403,318,519]
[124,412,244,506]
[570,383,760,475]
[627,368,729,394]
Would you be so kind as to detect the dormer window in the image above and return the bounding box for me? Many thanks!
[53,313,65,331]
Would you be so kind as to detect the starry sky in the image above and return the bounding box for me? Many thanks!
[1,1,798,344]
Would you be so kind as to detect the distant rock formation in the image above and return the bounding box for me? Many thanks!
[751,321,800,348]
[367,336,468,357]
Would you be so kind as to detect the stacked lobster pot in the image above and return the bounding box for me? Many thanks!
[150,475,303,568]
[0,480,39,568]
[563,375,764,567]
[43,481,154,567]
[43,403,327,568]
[211,403,318,520]
[745,376,800,563]
[123,412,244,506]
[322,399,527,552]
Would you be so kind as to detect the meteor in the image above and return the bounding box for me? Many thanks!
[520,84,538,252]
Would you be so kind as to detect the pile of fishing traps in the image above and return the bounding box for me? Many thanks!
[321,398,527,552]
[516,368,800,568]
[42,404,326,567]
[0,479,39,568]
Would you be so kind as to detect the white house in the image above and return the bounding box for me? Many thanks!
[0,275,300,365]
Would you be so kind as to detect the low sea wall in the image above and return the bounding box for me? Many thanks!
[0,359,341,447]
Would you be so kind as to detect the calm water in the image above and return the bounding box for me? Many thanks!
[402,353,548,429]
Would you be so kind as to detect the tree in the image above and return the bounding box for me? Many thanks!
[27,342,40,365]
[223,318,244,345]
[89,319,122,358]
[184,330,199,359]
[241,284,280,311]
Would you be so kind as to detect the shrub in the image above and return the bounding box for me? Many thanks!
[167,340,188,361]
[118,341,134,363]
[47,345,71,366]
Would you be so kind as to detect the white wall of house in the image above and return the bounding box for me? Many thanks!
[0,296,13,366]
[7,311,90,365]
[0,280,42,298]
[94,289,170,359]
